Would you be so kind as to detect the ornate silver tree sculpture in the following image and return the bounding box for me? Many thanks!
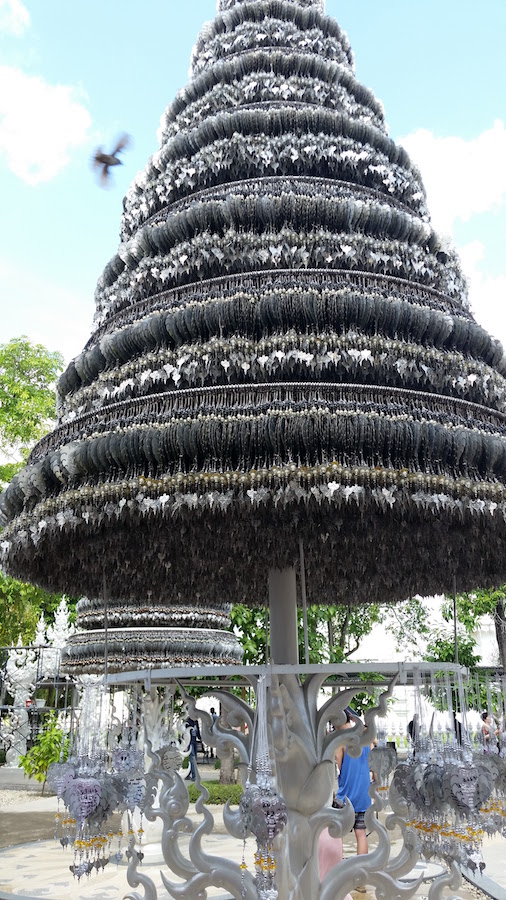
[1,0,505,894]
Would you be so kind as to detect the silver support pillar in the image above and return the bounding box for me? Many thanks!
[268,567,298,665]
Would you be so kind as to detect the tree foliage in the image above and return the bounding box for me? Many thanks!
[383,589,506,671]
[440,591,497,631]
[0,572,74,647]
[302,603,385,663]
[230,602,384,666]
[438,587,506,669]
[0,337,68,644]
[424,628,482,669]
[18,712,69,791]
[229,605,268,664]
[231,586,506,673]
[0,336,63,490]
[382,596,431,654]
[231,602,389,715]
[419,589,504,717]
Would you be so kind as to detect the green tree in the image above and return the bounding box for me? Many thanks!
[382,596,431,655]
[319,603,385,662]
[231,602,387,716]
[440,587,506,670]
[19,712,69,792]
[229,605,268,664]
[230,602,385,665]
[0,337,67,644]
[425,627,482,669]
[422,629,482,715]
[383,590,506,670]
[0,336,63,490]
[0,572,75,647]
[419,591,506,716]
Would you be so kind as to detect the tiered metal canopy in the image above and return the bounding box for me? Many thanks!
[2,0,506,624]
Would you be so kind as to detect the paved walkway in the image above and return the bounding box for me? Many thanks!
[0,767,504,899]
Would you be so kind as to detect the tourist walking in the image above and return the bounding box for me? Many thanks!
[185,717,200,780]
[334,708,373,859]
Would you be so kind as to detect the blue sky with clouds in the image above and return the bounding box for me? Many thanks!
[1,0,505,365]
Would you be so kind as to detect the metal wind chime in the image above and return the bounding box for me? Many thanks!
[389,670,506,875]
[239,675,288,899]
[47,677,148,879]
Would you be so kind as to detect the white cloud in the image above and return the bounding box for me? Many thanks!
[399,120,506,234]
[0,0,29,35]
[398,123,506,351]
[458,240,506,350]
[0,66,92,184]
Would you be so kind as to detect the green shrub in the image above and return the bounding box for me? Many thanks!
[18,712,68,792]
[187,781,243,805]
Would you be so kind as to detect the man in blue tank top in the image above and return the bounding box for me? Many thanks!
[334,707,373,859]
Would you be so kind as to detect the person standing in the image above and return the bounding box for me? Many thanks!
[481,711,499,751]
[317,825,353,898]
[209,706,219,758]
[185,717,200,780]
[334,708,373,859]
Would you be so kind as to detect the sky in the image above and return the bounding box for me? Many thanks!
[1,0,505,367]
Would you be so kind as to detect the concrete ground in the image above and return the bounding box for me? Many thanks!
[0,767,504,899]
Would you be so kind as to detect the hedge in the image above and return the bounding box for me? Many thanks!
[187,781,243,805]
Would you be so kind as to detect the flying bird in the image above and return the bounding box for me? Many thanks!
[93,134,130,186]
